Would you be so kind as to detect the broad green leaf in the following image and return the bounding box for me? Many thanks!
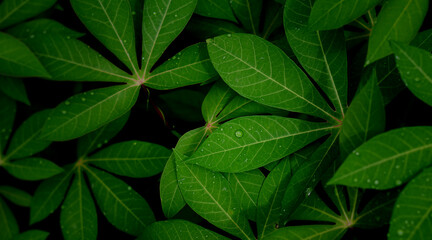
[138,219,229,240]
[3,158,63,181]
[388,167,432,240]
[87,141,171,178]
[329,127,432,189]
[0,0,56,29]
[262,225,346,240]
[5,110,51,160]
[355,190,398,229]
[226,169,264,221]
[0,197,19,240]
[230,0,262,34]
[309,0,381,30]
[60,170,97,240]
[391,41,432,106]
[0,185,31,207]
[0,93,16,153]
[71,0,139,75]
[175,150,255,239]
[284,1,347,116]
[41,84,140,141]
[195,0,237,22]
[0,76,29,105]
[187,116,332,172]
[85,166,155,235]
[141,0,197,76]
[186,16,245,40]
[202,80,236,123]
[77,111,130,157]
[30,166,74,224]
[145,43,217,90]
[339,70,385,158]
[160,89,205,122]
[7,18,84,40]
[257,158,291,238]
[365,0,429,64]
[207,33,338,121]
[23,35,134,83]
[0,32,50,78]
[12,230,49,240]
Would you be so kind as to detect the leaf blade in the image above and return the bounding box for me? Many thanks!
[4,158,63,181]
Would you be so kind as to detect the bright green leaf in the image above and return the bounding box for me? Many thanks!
[3,158,63,181]
[7,18,84,40]
[0,76,29,105]
[230,0,262,34]
[0,185,31,207]
[0,0,56,29]
[262,225,346,240]
[0,197,19,240]
[12,230,49,240]
[0,92,16,153]
[195,0,237,22]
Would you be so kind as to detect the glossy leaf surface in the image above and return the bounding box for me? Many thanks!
[0,197,18,240]
[4,158,63,181]
[195,0,237,22]
[0,185,31,207]
[0,0,56,29]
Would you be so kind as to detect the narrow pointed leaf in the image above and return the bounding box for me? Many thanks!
[60,171,97,240]
[87,141,171,178]
[188,115,332,173]
[175,151,255,239]
[4,158,63,181]
[290,189,340,223]
[30,166,74,224]
[366,0,429,64]
[12,230,49,240]
[186,17,245,41]
[261,0,283,40]
[41,84,140,141]
[0,197,19,240]
[71,0,139,75]
[138,219,230,240]
[5,110,51,160]
[159,89,205,122]
[195,0,237,22]
[388,167,432,240]
[201,81,236,123]
[308,0,381,30]
[284,0,347,116]
[141,0,197,75]
[0,93,16,153]
[0,0,56,29]
[7,18,84,40]
[207,33,337,121]
[0,76,29,105]
[391,41,432,106]
[85,166,155,235]
[230,0,262,34]
[0,185,31,207]
[23,35,134,83]
[0,32,50,78]
[262,225,346,240]
[355,190,398,229]
[329,127,432,189]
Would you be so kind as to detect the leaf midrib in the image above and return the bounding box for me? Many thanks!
[394,43,432,84]
[0,0,30,24]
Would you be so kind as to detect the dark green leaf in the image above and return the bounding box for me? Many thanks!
[0,92,16,153]
[4,158,63,181]
[261,0,283,39]
[195,0,237,22]
[262,225,346,240]
[201,80,236,123]
[0,197,19,240]
[0,0,56,29]
[0,76,29,105]
[7,18,84,40]
[186,16,245,41]
[12,230,49,240]
[0,185,31,207]
[160,89,205,122]
[355,190,398,229]
[230,0,262,34]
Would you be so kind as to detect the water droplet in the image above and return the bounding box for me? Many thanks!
[235,130,243,138]
[355,151,360,156]
[61,110,67,114]
[127,186,132,191]
[396,180,402,185]
[222,187,227,191]
[1,129,5,133]
[65,101,70,105]
[406,71,410,75]
[227,34,232,37]
[222,56,226,59]
[172,56,177,60]
[97,143,102,148]
[395,165,400,169]
[397,229,404,236]
[66,36,71,39]
[132,11,136,15]
[374,180,379,185]
[414,77,420,82]
[395,56,400,60]
[353,178,358,182]
[90,92,95,95]
[305,187,312,197]
[81,97,86,102]
[123,39,127,43]
[367,179,371,183]
[30,34,35,39]
[174,14,178,17]
[42,30,47,34]
[133,142,137,145]
[103,140,108,144]
[153,12,156,15]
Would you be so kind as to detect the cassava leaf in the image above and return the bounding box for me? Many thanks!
[262,225,346,240]
[329,127,432,189]
[0,92,16,153]
[0,197,19,240]
[85,166,155,235]
[186,16,245,41]
[0,185,31,207]
[3,158,63,181]
[201,80,236,123]
[159,89,205,122]
[41,84,140,141]
[195,0,237,22]
[261,0,283,39]
[187,115,332,173]
[207,33,338,121]
[230,0,262,34]
[0,76,29,105]
[12,230,49,240]
[7,18,84,40]
[0,0,56,29]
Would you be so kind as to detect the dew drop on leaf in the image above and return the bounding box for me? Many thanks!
[227,34,232,37]
[153,12,156,15]
[61,110,67,114]
[374,180,379,185]
[235,130,243,138]
[305,187,312,197]
[396,180,402,185]
[30,34,35,39]
[81,97,86,102]
[353,178,358,182]
[127,186,132,191]
[397,229,404,236]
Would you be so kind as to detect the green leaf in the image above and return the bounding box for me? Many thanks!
[138,219,230,240]
[188,116,332,172]
[339,70,385,158]
[230,0,262,34]
[365,0,429,64]
[0,32,50,78]
[0,185,31,207]
[329,127,432,189]
[0,76,29,105]
[308,0,381,30]
[5,110,51,160]
[30,166,74,224]
[207,33,338,121]
[87,141,171,178]
[12,230,49,240]
[262,225,346,240]
[201,80,236,123]
[3,158,63,181]
[60,170,97,240]
[0,197,19,240]
[186,16,245,41]
[85,166,155,235]
[284,0,347,116]
[141,0,197,76]
[77,111,130,157]
[261,0,283,39]
[195,0,237,22]
[0,0,56,29]
[146,43,217,90]
[355,190,398,229]
[23,35,134,83]
[175,150,255,239]
[257,158,291,238]
[41,84,140,141]
[388,167,432,240]
[7,18,84,40]
[160,89,205,122]
[391,41,432,106]
[0,92,16,154]
[225,169,264,221]
[71,0,139,75]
